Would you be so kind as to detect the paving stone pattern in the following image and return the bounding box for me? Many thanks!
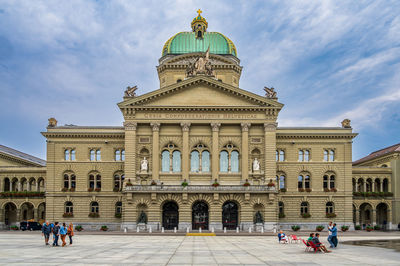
[0,233,400,265]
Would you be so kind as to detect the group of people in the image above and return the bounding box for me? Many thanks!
[278,221,339,253]
[41,221,74,247]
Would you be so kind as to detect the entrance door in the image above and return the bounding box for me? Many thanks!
[192,201,209,230]
[222,201,238,230]
[162,201,179,230]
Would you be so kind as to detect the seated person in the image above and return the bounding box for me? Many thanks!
[307,233,314,245]
[277,230,288,243]
[312,233,331,253]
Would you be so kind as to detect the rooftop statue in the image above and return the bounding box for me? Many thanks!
[124,86,138,97]
[264,87,277,99]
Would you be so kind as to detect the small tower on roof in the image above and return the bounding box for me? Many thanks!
[191,9,208,39]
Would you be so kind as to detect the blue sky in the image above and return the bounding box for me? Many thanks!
[0,0,399,160]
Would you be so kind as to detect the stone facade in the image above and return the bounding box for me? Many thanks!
[0,12,397,231]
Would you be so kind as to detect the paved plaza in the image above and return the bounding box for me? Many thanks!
[0,232,400,265]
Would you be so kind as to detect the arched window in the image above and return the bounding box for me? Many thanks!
[298,175,303,189]
[329,175,335,189]
[305,175,310,189]
[329,150,335,161]
[96,150,101,161]
[90,202,99,213]
[65,201,73,214]
[89,174,95,189]
[64,149,70,160]
[220,144,240,173]
[172,151,181,172]
[276,174,286,189]
[90,149,95,161]
[115,149,125,161]
[190,150,200,172]
[279,201,284,216]
[366,178,373,192]
[300,202,309,214]
[63,173,76,190]
[375,178,381,192]
[323,175,329,189]
[115,201,122,215]
[304,150,310,161]
[298,173,311,190]
[326,202,334,214]
[202,151,210,172]
[114,173,124,191]
[161,150,170,172]
[383,178,389,192]
[324,149,335,161]
[161,143,181,172]
[299,150,304,161]
[71,149,76,161]
[96,174,101,189]
[277,150,285,161]
[190,144,210,173]
[28,178,36,192]
[231,151,239,172]
[220,151,229,172]
[20,178,27,191]
[4,177,10,192]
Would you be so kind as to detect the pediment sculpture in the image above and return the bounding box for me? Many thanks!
[124,86,138,97]
[264,87,277,99]
[186,47,215,77]
[341,119,351,128]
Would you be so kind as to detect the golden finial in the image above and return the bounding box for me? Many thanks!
[197,9,202,16]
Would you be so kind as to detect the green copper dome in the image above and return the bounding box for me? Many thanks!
[162,10,237,57]
[162,32,237,57]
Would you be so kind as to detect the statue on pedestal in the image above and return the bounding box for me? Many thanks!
[137,211,147,224]
[253,158,260,172]
[141,157,148,172]
[254,211,264,224]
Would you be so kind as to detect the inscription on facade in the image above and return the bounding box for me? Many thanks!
[142,113,260,119]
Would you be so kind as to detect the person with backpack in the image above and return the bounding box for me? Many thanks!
[52,222,60,246]
[41,221,51,245]
[330,223,338,248]
[59,223,68,247]
[67,223,74,245]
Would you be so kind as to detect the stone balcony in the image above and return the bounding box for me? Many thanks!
[125,185,277,193]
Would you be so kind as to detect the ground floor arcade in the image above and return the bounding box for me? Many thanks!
[353,200,392,229]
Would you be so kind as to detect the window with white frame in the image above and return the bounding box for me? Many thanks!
[190,144,210,173]
[90,149,101,161]
[64,149,76,161]
[323,149,335,161]
[115,149,125,161]
[276,149,285,162]
[219,144,240,173]
[298,149,310,162]
[161,143,181,172]
[65,201,73,214]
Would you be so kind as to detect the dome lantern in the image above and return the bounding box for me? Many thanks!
[191,9,208,39]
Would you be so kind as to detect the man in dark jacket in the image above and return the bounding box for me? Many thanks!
[41,221,51,245]
[52,222,60,247]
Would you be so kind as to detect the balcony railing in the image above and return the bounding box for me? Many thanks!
[125,185,277,193]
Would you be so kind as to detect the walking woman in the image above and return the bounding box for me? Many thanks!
[59,222,68,247]
[67,223,74,245]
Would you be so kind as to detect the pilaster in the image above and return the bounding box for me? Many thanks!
[241,123,251,180]
[264,122,277,183]
[151,123,161,180]
[211,123,221,181]
[124,122,137,183]
[181,123,191,180]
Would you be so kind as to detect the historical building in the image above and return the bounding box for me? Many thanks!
[1,11,398,231]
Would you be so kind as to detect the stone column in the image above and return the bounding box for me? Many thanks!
[33,208,38,221]
[355,179,358,192]
[9,181,12,192]
[181,123,191,181]
[380,181,383,193]
[355,209,360,226]
[151,123,161,180]
[363,180,366,193]
[372,181,375,192]
[211,123,221,181]
[372,209,376,226]
[264,122,277,184]
[241,123,251,181]
[124,122,137,184]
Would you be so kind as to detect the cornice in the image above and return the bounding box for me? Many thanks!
[41,132,125,139]
[0,153,45,168]
[277,133,358,139]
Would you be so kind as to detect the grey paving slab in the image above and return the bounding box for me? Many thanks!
[0,232,400,265]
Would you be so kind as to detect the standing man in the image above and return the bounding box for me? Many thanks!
[327,221,334,248]
[41,221,51,245]
[52,222,60,247]
[330,223,338,248]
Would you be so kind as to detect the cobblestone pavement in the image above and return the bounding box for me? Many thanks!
[0,232,400,265]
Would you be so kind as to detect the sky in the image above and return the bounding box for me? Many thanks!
[0,0,399,161]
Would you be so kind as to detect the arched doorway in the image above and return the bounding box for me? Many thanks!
[4,203,17,225]
[162,201,179,230]
[20,202,34,221]
[376,203,388,229]
[222,201,238,230]
[192,201,208,230]
[38,203,46,221]
[359,203,372,228]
